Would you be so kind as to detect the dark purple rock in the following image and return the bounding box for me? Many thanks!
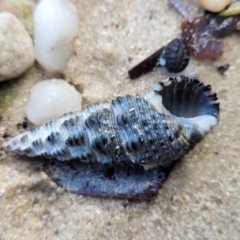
[40,160,172,200]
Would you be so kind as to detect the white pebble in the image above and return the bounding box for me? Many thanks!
[200,0,232,12]
[27,79,82,126]
[0,13,34,82]
[34,0,79,74]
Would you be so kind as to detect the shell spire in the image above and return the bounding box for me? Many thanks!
[2,76,219,168]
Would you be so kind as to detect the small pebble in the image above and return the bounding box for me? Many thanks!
[34,0,79,73]
[217,64,230,75]
[0,13,34,82]
[200,0,232,12]
[27,79,82,126]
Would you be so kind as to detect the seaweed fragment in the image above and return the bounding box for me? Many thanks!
[128,47,164,79]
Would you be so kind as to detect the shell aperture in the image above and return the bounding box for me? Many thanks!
[2,76,219,199]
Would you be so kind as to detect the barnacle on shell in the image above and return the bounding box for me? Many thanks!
[2,76,220,199]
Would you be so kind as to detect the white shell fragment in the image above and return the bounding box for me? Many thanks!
[34,0,79,73]
[4,76,219,168]
[27,79,82,126]
[200,0,232,12]
[0,12,34,82]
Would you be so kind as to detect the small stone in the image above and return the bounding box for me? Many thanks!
[200,0,232,13]
[34,0,79,73]
[0,12,34,82]
[27,79,82,126]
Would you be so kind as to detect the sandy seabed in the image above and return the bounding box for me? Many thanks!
[0,0,240,239]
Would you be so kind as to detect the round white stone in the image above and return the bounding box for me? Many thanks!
[34,0,79,74]
[200,0,232,12]
[0,12,34,82]
[27,79,82,126]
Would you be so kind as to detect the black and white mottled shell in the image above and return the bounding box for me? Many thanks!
[2,76,219,199]
[2,76,219,167]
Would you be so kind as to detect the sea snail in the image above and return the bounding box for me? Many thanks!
[1,76,219,198]
[2,76,219,169]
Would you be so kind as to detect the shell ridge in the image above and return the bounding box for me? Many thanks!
[110,96,136,162]
[52,113,84,161]
[156,110,187,164]
[44,113,88,161]
[139,100,169,164]
[161,113,187,160]
[111,96,146,163]
[46,104,111,161]
[84,107,119,164]
[135,98,160,164]
[124,96,150,163]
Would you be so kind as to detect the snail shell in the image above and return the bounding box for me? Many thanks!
[128,37,189,79]
[2,76,219,168]
[157,38,189,73]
